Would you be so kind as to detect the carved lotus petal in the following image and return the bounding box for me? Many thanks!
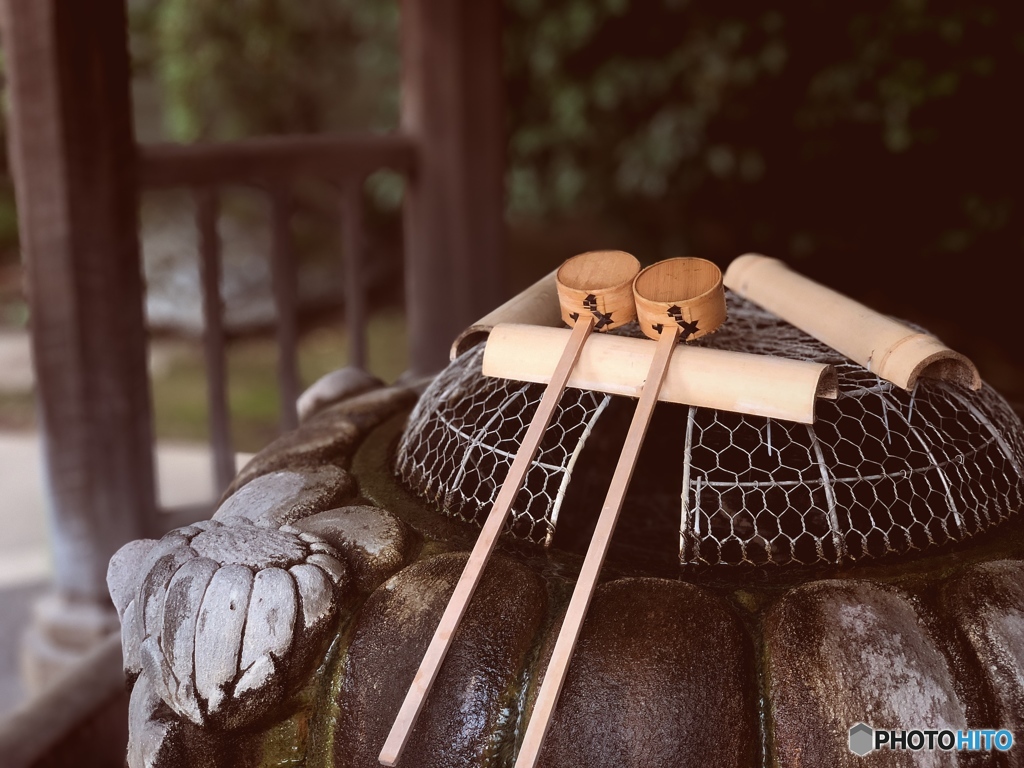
[108,518,348,729]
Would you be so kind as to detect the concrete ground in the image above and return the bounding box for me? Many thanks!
[0,430,253,718]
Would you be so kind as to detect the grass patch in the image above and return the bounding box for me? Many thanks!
[151,308,408,452]
[0,309,408,452]
[0,391,36,431]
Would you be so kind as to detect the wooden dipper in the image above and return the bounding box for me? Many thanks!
[633,256,726,342]
[379,250,640,766]
[514,257,726,768]
[555,249,640,331]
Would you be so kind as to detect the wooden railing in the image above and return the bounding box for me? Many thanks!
[4,0,503,628]
[139,134,418,492]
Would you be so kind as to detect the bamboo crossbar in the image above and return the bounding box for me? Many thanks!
[483,324,837,424]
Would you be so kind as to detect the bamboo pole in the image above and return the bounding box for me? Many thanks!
[451,249,642,359]
[724,254,981,391]
[483,325,836,424]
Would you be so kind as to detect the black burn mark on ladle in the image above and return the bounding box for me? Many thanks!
[568,293,615,330]
[653,307,701,340]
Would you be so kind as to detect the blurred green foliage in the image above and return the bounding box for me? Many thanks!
[131,0,398,141]
[2,0,1022,375]
[130,0,1021,278]
[502,0,1023,379]
[504,1,1021,257]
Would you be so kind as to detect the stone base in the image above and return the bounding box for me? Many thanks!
[20,590,120,694]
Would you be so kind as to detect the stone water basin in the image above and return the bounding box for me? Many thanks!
[109,371,1024,768]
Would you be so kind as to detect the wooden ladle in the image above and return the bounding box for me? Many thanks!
[379,250,640,766]
[513,257,726,768]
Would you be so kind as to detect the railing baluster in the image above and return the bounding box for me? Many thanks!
[269,186,300,430]
[195,187,236,492]
[136,137,421,516]
[340,179,368,370]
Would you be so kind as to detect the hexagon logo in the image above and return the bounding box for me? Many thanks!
[849,722,874,756]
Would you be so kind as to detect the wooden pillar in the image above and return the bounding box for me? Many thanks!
[400,0,506,376]
[1,0,156,683]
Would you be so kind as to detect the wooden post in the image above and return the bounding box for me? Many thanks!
[269,186,301,431]
[196,188,236,491]
[1,0,156,686]
[340,179,369,370]
[400,0,506,376]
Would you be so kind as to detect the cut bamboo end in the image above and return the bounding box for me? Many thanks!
[555,250,640,332]
[451,268,562,360]
[880,335,982,391]
[724,253,982,391]
[633,257,726,342]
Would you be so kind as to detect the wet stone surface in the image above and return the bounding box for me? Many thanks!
[225,384,418,498]
[227,421,361,494]
[214,467,357,528]
[766,580,967,767]
[335,552,547,768]
[535,577,757,768]
[297,366,384,423]
[305,385,419,436]
[190,526,306,569]
[129,674,236,768]
[109,377,1024,768]
[942,560,1024,749]
[293,505,420,594]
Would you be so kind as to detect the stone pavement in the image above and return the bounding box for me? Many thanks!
[0,430,252,717]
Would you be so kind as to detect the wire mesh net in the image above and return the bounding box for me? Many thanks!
[395,294,1024,567]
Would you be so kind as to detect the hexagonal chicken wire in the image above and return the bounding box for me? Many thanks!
[395,294,1024,567]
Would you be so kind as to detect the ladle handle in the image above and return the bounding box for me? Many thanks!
[379,315,596,767]
[514,325,681,768]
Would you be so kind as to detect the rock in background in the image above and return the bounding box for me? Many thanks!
[139,188,399,336]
